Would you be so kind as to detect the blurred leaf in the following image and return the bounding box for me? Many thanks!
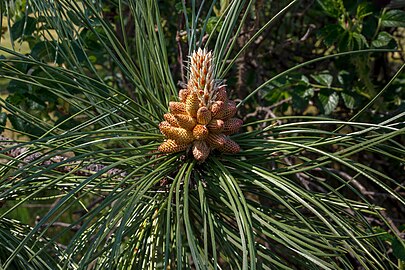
[316,0,341,18]
[352,32,368,49]
[10,16,37,41]
[0,112,6,131]
[206,17,220,34]
[174,2,183,12]
[79,28,105,51]
[7,80,29,95]
[30,41,61,63]
[356,2,373,19]
[311,73,333,87]
[318,91,339,115]
[319,24,344,46]
[392,238,405,260]
[60,40,87,63]
[7,114,44,136]
[337,31,368,51]
[292,85,311,111]
[372,31,394,48]
[303,87,314,98]
[341,92,356,109]
[301,75,310,84]
[374,227,394,242]
[381,10,405,27]
[337,70,351,86]
[362,16,378,39]
[337,30,350,51]
[292,95,307,111]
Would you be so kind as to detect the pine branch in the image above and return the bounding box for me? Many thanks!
[0,134,127,179]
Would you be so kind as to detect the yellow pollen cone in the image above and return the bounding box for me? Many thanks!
[158,139,189,153]
[186,92,199,117]
[160,126,194,144]
[159,121,172,137]
[193,124,209,140]
[174,114,197,130]
[159,49,243,163]
[164,113,179,127]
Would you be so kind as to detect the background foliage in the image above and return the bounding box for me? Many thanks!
[0,0,404,269]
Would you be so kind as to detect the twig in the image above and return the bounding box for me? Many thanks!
[269,97,292,110]
[44,221,81,232]
[176,30,186,84]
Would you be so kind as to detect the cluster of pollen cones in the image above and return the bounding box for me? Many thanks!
[158,48,243,162]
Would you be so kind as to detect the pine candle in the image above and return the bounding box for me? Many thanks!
[158,48,242,162]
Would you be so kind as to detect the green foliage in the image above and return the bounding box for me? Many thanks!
[0,0,404,269]
[381,10,405,27]
[314,0,402,101]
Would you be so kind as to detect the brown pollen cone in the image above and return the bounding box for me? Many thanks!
[223,118,243,135]
[179,89,190,102]
[222,100,237,120]
[158,48,243,162]
[215,85,228,102]
[169,102,187,114]
[207,119,224,133]
[219,138,240,154]
[192,140,210,161]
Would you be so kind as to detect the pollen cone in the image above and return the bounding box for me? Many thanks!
[159,121,172,137]
[179,88,190,102]
[215,85,227,102]
[219,138,240,154]
[158,139,189,153]
[193,124,209,140]
[222,100,237,120]
[207,133,226,148]
[192,140,210,162]
[158,48,243,162]
[164,113,179,127]
[196,106,212,125]
[169,102,187,114]
[223,118,243,135]
[207,119,224,133]
[159,125,194,144]
[186,92,199,117]
[174,114,197,130]
[211,101,226,118]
